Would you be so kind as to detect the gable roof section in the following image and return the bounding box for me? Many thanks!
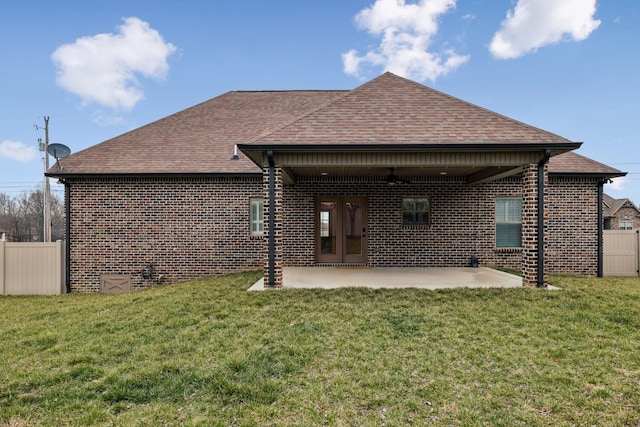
[251,72,573,145]
[603,193,640,217]
[548,152,625,177]
[51,90,345,175]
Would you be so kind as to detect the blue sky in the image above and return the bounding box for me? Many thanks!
[1,0,638,204]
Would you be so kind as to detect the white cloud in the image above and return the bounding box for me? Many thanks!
[342,0,469,82]
[92,111,126,127]
[489,0,600,59]
[606,176,628,192]
[51,17,177,110]
[0,140,37,162]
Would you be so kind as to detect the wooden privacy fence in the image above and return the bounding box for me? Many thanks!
[0,240,66,295]
[604,230,640,277]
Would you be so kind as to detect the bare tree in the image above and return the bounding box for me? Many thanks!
[0,193,16,239]
[0,188,65,242]
[50,192,65,242]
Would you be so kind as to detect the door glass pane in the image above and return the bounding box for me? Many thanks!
[320,202,337,255]
[345,201,363,255]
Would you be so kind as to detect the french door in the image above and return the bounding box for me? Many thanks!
[316,197,367,264]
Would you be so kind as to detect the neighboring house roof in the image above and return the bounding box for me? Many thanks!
[48,72,624,179]
[603,193,640,218]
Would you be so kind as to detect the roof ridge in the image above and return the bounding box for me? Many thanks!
[250,72,575,144]
[233,89,348,94]
[603,193,640,215]
[392,73,573,143]
[248,89,366,143]
[249,73,398,143]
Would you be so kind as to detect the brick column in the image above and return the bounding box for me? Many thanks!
[263,166,283,288]
[521,163,548,286]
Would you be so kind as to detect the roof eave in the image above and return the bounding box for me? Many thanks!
[239,141,581,152]
[548,171,627,179]
[238,141,582,167]
[45,171,262,180]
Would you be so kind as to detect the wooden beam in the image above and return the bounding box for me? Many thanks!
[467,166,523,185]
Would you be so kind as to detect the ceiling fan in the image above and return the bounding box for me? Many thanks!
[386,167,411,185]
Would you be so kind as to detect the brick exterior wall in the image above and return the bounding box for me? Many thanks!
[283,176,527,270]
[282,174,600,278]
[67,176,264,292]
[546,177,600,276]
[67,173,602,292]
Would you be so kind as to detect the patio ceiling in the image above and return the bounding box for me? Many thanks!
[289,165,483,178]
[241,144,579,185]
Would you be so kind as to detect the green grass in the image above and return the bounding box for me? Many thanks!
[1,272,640,426]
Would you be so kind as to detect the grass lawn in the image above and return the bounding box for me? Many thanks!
[1,272,640,426]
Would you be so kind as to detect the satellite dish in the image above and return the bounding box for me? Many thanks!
[47,143,71,159]
[47,143,71,170]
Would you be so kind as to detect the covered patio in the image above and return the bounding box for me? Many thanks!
[238,73,584,290]
[248,267,527,291]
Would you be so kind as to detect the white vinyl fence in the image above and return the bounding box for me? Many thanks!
[0,240,66,295]
[603,230,640,277]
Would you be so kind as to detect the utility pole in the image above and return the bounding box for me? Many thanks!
[36,116,51,242]
[44,116,51,242]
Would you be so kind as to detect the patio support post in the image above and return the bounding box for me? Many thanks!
[264,151,283,288]
[521,154,549,287]
[64,180,71,293]
[597,179,604,278]
[536,149,550,287]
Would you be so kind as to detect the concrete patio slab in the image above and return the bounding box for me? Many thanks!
[248,267,524,291]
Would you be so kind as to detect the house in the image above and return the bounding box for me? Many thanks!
[47,72,625,292]
[603,194,640,230]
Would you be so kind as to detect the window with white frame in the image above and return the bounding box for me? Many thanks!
[496,198,522,247]
[250,198,264,236]
[620,218,633,230]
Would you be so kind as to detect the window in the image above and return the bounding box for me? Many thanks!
[403,197,430,226]
[320,210,330,237]
[496,198,522,247]
[620,218,633,230]
[250,198,264,236]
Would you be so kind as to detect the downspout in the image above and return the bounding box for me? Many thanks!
[537,148,551,288]
[597,180,604,278]
[64,180,71,293]
[267,150,276,288]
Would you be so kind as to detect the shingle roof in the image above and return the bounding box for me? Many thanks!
[253,72,572,145]
[548,152,625,176]
[603,193,640,217]
[53,90,345,175]
[49,72,621,177]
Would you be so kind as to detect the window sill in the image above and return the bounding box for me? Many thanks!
[401,225,431,230]
[494,247,522,253]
